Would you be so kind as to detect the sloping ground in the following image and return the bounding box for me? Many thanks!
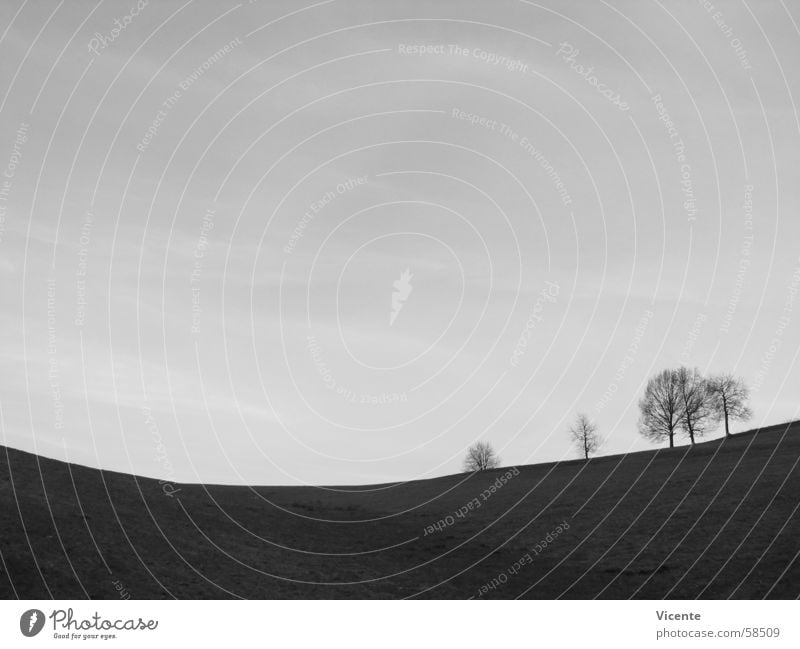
[1,421,798,599]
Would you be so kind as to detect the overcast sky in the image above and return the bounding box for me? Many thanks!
[1,0,799,485]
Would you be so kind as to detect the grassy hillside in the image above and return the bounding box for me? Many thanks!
[1,421,798,599]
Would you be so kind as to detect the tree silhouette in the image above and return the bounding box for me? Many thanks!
[463,441,499,472]
[638,368,683,448]
[676,367,715,445]
[707,374,753,437]
[569,413,600,460]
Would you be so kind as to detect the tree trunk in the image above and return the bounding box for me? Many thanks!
[682,392,695,444]
[723,394,731,437]
[669,429,674,448]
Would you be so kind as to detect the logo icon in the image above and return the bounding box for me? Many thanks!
[389,268,413,326]
[20,609,45,637]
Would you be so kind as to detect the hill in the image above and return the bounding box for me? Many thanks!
[1,421,798,598]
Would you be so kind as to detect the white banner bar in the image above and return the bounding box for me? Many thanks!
[1,600,796,648]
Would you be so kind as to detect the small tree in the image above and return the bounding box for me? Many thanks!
[676,367,715,445]
[569,413,600,460]
[638,368,684,448]
[463,441,499,472]
[707,373,752,437]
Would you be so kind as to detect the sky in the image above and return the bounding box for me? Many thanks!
[0,0,799,485]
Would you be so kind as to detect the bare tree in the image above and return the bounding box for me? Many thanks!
[675,367,715,445]
[569,413,600,460]
[638,368,684,448]
[707,373,753,437]
[463,441,499,472]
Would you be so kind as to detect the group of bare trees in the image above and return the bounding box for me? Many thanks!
[462,370,752,472]
[638,369,752,448]
[563,369,751,462]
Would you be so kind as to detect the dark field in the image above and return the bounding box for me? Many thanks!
[1,421,798,599]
